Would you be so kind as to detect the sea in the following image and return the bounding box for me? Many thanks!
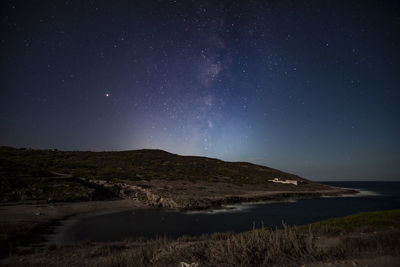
[51,181,400,243]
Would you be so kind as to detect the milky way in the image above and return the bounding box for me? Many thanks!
[1,0,399,180]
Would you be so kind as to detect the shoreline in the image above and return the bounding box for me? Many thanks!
[174,187,359,211]
[0,199,145,257]
[0,186,359,255]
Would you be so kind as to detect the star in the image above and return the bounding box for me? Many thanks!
[1,0,397,181]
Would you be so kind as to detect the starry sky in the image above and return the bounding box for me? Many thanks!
[1,0,399,180]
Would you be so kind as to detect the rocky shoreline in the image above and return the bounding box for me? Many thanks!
[86,178,358,210]
[176,188,359,211]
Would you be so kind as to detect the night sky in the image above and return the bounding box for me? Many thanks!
[1,0,399,180]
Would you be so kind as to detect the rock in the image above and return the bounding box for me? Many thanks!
[178,262,199,267]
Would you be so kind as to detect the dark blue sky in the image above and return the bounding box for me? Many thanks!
[1,0,399,180]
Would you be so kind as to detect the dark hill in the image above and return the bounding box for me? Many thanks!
[0,147,307,185]
[0,147,356,208]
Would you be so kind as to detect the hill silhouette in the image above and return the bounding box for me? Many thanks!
[0,147,355,208]
[1,147,305,184]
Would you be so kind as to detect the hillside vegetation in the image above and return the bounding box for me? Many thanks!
[0,146,306,184]
[0,147,352,208]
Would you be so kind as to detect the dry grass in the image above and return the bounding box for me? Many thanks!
[2,210,400,267]
[4,223,399,267]
[2,226,317,266]
[153,224,318,266]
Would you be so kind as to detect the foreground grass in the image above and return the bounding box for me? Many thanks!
[2,209,400,266]
[300,209,400,233]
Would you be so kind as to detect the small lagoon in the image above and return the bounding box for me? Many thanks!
[50,181,400,244]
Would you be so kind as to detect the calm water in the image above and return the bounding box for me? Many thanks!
[53,181,400,243]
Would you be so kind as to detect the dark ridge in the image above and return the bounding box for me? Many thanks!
[0,147,310,184]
